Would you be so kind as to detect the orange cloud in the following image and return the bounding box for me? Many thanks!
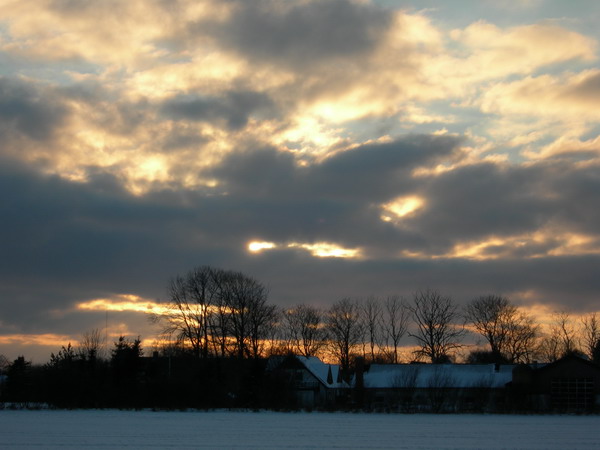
[0,333,73,346]
[77,294,169,314]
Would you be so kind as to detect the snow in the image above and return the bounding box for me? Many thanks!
[0,410,598,449]
[362,364,515,389]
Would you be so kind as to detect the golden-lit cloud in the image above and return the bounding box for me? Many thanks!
[247,240,361,258]
[448,22,595,81]
[438,229,600,261]
[479,71,600,121]
[2,0,597,194]
[77,294,169,314]
[0,333,73,346]
[287,242,361,258]
[380,196,424,222]
[248,241,276,252]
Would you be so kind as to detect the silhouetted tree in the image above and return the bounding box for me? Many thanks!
[0,354,9,374]
[248,294,279,358]
[79,328,105,362]
[152,266,275,359]
[111,336,143,406]
[426,365,456,412]
[592,340,600,364]
[282,304,327,357]
[409,289,464,363]
[465,349,510,364]
[222,271,270,359]
[392,365,420,412]
[152,266,224,358]
[380,295,409,364]
[465,295,538,363]
[581,312,600,360]
[4,356,32,403]
[326,298,363,377]
[360,296,382,362]
[539,311,580,362]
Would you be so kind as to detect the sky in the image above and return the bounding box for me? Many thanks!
[1,0,599,362]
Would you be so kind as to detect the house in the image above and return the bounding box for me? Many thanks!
[267,355,350,408]
[354,362,515,412]
[509,354,600,412]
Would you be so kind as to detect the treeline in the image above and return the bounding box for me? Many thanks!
[0,337,284,409]
[2,264,600,409]
[151,266,600,370]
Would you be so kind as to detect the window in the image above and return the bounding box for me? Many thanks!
[550,378,594,411]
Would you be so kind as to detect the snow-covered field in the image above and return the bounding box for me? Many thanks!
[0,409,598,449]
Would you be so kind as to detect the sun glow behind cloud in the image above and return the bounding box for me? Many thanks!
[248,241,276,252]
[381,196,424,222]
[248,240,361,258]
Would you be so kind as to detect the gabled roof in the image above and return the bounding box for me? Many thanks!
[296,356,349,389]
[533,353,600,374]
[358,363,515,389]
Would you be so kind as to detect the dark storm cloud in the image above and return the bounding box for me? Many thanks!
[161,90,277,130]
[2,132,600,340]
[205,137,600,265]
[549,161,600,234]
[212,135,463,201]
[0,77,68,141]
[253,252,600,312]
[405,159,600,254]
[412,162,554,249]
[307,135,464,201]
[0,160,186,332]
[205,135,463,246]
[192,0,391,68]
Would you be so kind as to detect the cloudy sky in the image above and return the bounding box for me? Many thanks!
[1,0,599,362]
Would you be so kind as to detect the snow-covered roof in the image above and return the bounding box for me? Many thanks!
[359,364,515,389]
[296,356,349,389]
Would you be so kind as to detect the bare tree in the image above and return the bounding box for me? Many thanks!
[326,298,364,376]
[392,365,420,412]
[221,272,276,358]
[553,311,578,355]
[209,292,233,357]
[426,366,456,412]
[151,266,275,359]
[465,295,540,364]
[409,289,464,363]
[465,295,514,361]
[0,353,10,375]
[186,266,223,358]
[502,312,538,363]
[153,279,196,356]
[538,332,562,363]
[380,295,409,363]
[539,311,580,362]
[79,328,105,361]
[283,304,327,357]
[360,296,382,362]
[247,292,278,359]
[581,312,600,360]
[149,266,227,358]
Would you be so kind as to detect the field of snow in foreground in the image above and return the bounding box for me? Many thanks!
[1,410,599,449]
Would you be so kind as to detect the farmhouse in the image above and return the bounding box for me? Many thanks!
[267,355,350,408]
